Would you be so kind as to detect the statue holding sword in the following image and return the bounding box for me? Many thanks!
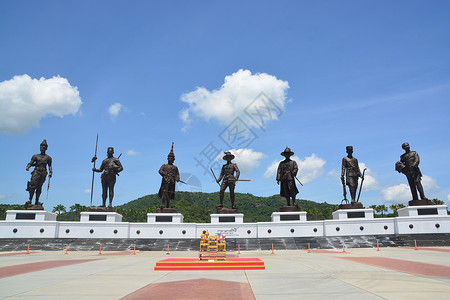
[157,142,180,211]
[276,147,301,210]
[213,151,246,211]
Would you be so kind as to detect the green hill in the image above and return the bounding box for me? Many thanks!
[0,192,338,222]
[115,192,338,223]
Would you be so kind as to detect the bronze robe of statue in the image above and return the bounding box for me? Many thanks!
[158,163,180,203]
[277,159,299,199]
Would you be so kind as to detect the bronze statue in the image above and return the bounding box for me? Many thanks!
[341,146,362,203]
[276,147,299,207]
[158,143,180,209]
[25,139,52,209]
[92,147,123,208]
[216,151,240,210]
[396,142,430,205]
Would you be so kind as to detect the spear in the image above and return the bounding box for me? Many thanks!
[210,168,220,187]
[90,134,98,207]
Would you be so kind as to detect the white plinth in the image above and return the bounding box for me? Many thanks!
[147,213,184,223]
[332,209,374,220]
[271,212,307,222]
[6,210,57,221]
[80,212,122,222]
[210,214,244,224]
[398,205,448,217]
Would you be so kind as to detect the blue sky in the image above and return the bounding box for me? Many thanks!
[1,1,449,211]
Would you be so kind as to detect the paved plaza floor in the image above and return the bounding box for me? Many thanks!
[0,246,449,299]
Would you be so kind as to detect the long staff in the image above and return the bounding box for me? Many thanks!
[210,168,220,187]
[356,168,367,202]
[90,134,98,207]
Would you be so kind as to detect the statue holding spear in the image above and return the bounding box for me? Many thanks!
[91,138,123,210]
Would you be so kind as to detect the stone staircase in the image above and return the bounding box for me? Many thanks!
[0,234,449,252]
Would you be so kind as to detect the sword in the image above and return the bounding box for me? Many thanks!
[115,153,122,176]
[356,168,367,202]
[90,134,98,207]
[341,179,348,204]
[227,179,251,182]
[294,176,303,186]
[178,179,188,185]
[46,177,50,199]
[210,168,220,186]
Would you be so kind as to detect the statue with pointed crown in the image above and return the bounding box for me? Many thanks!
[157,142,180,212]
[24,139,53,209]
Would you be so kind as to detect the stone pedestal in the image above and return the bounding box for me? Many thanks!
[210,214,243,224]
[408,199,432,206]
[147,213,184,223]
[332,208,374,220]
[338,202,363,210]
[216,207,238,214]
[155,207,178,213]
[280,205,301,212]
[89,206,114,212]
[398,205,448,217]
[6,210,57,221]
[271,211,307,222]
[80,212,122,222]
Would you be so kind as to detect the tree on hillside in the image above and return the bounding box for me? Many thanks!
[389,204,403,216]
[0,207,6,220]
[369,205,378,211]
[52,204,66,215]
[70,203,89,214]
[432,198,444,205]
[377,205,388,217]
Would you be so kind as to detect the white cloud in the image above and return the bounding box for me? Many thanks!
[83,189,91,194]
[0,74,82,134]
[0,194,6,200]
[180,69,289,131]
[264,154,326,184]
[421,175,440,191]
[127,149,140,156]
[216,149,266,174]
[327,169,340,178]
[108,102,123,119]
[447,194,450,202]
[358,163,379,191]
[381,184,410,202]
[381,174,439,202]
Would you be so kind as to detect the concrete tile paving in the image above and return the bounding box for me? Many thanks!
[0,247,448,299]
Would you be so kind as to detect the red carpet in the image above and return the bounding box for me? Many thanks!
[154,258,265,271]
